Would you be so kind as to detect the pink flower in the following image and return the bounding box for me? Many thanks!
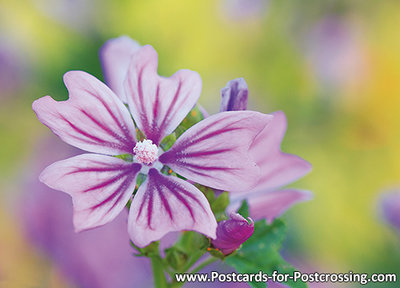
[220,78,312,222]
[211,213,254,255]
[32,38,272,247]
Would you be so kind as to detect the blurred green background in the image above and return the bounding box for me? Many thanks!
[1,0,400,287]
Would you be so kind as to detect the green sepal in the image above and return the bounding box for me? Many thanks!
[136,173,147,187]
[125,198,132,210]
[175,231,209,254]
[194,184,229,221]
[164,247,188,270]
[225,219,308,288]
[160,165,177,177]
[160,133,177,151]
[195,184,215,203]
[174,105,204,138]
[237,200,250,218]
[211,192,230,221]
[130,241,160,258]
[165,231,210,272]
[207,247,226,260]
[114,154,133,162]
[136,128,146,141]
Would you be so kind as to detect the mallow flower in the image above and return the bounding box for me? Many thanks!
[32,39,272,248]
[220,78,312,222]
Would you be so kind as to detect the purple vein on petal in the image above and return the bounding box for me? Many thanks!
[82,169,132,193]
[151,83,161,135]
[128,168,217,248]
[137,65,150,132]
[85,90,134,146]
[156,80,183,143]
[90,173,134,211]
[80,110,130,146]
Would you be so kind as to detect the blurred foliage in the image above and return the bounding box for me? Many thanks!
[1,0,400,287]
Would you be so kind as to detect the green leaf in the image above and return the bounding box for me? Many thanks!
[174,105,204,138]
[225,219,307,288]
[237,200,249,218]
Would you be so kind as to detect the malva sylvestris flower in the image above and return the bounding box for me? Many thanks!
[32,39,272,248]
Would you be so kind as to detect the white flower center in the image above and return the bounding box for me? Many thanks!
[133,139,159,165]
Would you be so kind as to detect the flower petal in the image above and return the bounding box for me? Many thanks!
[230,189,313,223]
[249,111,312,192]
[100,36,141,103]
[124,45,202,145]
[220,77,248,111]
[39,154,141,231]
[32,71,137,155]
[128,168,217,248]
[159,111,273,192]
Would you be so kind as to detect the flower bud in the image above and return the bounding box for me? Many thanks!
[220,78,248,112]
[211,213,254,255]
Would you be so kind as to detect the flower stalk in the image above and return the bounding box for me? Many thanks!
[151,256,168,288]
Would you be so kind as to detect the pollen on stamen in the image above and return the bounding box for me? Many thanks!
[133,139,159,165]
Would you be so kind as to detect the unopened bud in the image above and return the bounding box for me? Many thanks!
[211,213,254,255]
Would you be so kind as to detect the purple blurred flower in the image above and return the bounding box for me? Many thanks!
[31,0,95,32]
[32,38,272,247]
[0,39,27,98]
[212,213,254,255]
[20,137,152,288]
[220,0,268,22]
[380,190,400,231]
[220,78,312,222]
[304,16,367,90]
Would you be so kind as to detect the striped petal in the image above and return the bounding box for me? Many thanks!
[100,36,141,103]
[159,111,273,192]
[124,45,202,145]
[39,154,141,231]
[248,111,312,192]
[231,189,313,223]
[32,71,137,155]
[128,168,216,248]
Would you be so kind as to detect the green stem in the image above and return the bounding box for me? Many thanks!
[169,256,219,288]
[190,257,218,273]
[151,256,168,288]
[179,249,205,273]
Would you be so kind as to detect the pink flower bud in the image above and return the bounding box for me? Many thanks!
[211,213,254,255]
